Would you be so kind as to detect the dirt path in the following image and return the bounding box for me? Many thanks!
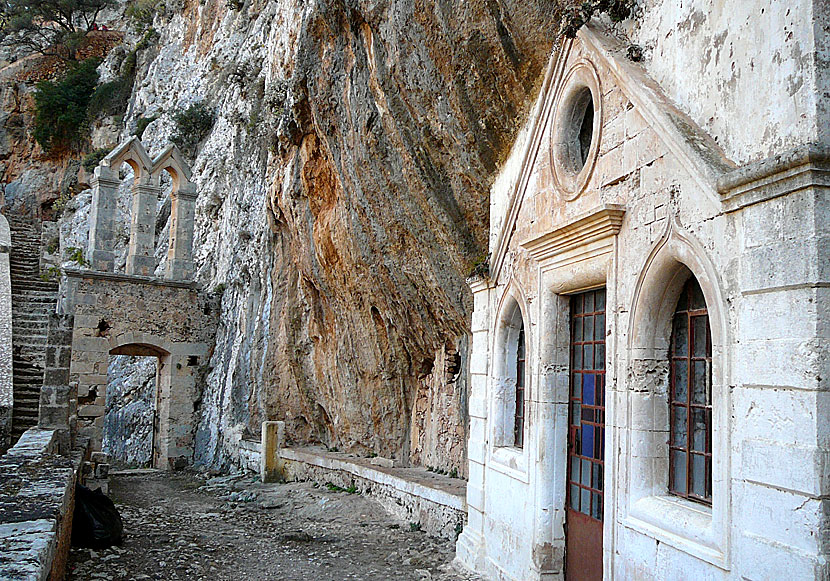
[67,470,481,581]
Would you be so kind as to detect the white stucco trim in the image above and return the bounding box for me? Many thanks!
[487,281,532,482]
[622,218,731,569]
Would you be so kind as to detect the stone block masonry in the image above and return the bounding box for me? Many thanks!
[277,446,467,540]
[61,268,218,467]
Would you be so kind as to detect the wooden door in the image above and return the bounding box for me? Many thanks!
[566,288,606,581]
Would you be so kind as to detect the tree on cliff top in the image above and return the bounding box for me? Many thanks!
[0,0,117,59]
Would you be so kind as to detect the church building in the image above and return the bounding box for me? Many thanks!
[455,6,829,580]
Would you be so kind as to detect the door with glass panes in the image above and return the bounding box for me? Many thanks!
[565,288,605,581]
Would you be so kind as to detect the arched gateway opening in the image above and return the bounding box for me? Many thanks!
[104,343,170,468]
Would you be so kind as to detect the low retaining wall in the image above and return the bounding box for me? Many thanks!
[0,428,87,580]
[279,447,467,540]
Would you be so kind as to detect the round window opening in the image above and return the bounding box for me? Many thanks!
[550,62,602,200]
[560,87,595,175]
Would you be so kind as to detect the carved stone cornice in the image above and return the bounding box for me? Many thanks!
[717,143,830,212]
[520,204,624,270]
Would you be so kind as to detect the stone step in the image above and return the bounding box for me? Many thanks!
[12,285,59,293]
[11,286,56,294]
[12,298,57,306]
[13,396,40,404]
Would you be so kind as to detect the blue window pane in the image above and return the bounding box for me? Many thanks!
[583,375,595,406]
[582,424,594,458]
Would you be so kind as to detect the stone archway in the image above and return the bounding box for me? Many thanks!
[62,271,216,470]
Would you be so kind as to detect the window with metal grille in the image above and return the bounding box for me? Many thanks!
[514,324,525,448]
[567,288,606,521]
[669,277,712,504]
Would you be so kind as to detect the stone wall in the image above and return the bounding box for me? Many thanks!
[409,337,470,477]
[61,269,217,468]
[0,213,10,450]
[0,428,87,581]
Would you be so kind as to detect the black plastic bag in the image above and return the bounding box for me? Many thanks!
[71,484,124,548]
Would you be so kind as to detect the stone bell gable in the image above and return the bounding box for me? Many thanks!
[457,20,829,581]
[87,136,197,281]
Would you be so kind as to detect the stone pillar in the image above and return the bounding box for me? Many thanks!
[126,179,161,276]
[532,282,570,577]
[87,166,119,272]
[455,275,491,572]
[165,183,197,281]
[261,420,285,482]
[38,314,75,454]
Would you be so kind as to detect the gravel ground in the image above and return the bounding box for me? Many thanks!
[67,470,482,581]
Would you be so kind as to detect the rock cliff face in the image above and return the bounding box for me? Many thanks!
[2,0,564,469]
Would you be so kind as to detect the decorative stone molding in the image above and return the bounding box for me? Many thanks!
[520,204,625,271]
[717,143,830,212]
[549,60,603,200]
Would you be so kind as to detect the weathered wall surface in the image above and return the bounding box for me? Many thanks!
[622,0,824,165]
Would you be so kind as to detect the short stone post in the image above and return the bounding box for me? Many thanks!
[126,178,161,276]
[87,165,119,271]
[261,420,285,483]
[165,182,197,281]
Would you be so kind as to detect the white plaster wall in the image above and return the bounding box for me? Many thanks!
[460,11,830,579]
[623,0,820,165]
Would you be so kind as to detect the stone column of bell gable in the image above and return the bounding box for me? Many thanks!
[165,182,197,281]
[87,166,119,272]
[455,275,491,573]
[126,178,161,276]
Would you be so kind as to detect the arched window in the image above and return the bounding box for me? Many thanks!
[493,296,528,450]
[669,276,712,504]
[514,323,525,448]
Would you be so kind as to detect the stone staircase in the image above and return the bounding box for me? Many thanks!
[7,216,58,444]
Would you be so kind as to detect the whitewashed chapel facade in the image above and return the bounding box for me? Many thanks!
[455,7,829,581]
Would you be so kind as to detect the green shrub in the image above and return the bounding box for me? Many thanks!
[82,148,110,172]
[33,58,100,153]
[172,102,215,157]
[87,50,138,120]
[125,0,162,32]
[133,115,158,139]
[65,246,89,267]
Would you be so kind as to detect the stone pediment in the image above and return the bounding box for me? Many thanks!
[489,22,735,283]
